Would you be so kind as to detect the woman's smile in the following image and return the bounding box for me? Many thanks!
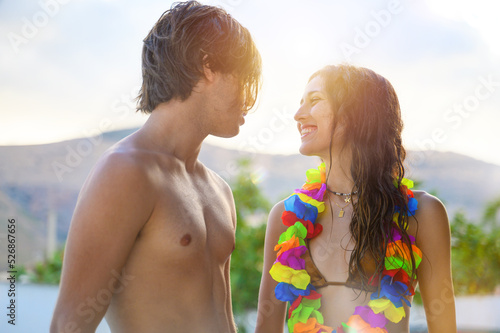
[299,125,318,138]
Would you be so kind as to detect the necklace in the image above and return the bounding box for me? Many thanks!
[330,196,351,218]
[326,188,358,203]
[269,163,422,333]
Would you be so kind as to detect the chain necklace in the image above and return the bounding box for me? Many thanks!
[326,188,358,203]
[330,196,351,218]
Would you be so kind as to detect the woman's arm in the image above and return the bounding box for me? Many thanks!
[414,192,457,333]
[255,201,288,333]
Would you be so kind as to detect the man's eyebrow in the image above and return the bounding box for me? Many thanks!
[300,90,321,105]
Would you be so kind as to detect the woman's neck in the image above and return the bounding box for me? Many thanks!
[323,152,356,194]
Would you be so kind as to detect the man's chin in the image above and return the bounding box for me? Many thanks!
[211,128,240,139]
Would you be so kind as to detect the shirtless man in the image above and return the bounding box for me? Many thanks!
[50,2,262,332]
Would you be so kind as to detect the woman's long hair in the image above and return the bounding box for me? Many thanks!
[310,65,417,291]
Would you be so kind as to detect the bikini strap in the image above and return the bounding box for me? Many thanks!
[303,239,330,288]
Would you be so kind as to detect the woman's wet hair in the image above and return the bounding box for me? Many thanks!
[310,65,417,291]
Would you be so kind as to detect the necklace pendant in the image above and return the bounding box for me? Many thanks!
[344,196,351,203]
[338,209,344,218]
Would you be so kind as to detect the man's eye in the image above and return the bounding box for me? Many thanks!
[311,97,321,104]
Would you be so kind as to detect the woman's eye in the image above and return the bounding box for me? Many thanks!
[311,97,320,105]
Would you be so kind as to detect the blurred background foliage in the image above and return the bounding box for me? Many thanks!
[18,247,63,284]
[229,158,271,316]
[451,199,500,295]
[17,159,500,322]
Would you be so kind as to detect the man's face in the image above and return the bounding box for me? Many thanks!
[207,73,246,138]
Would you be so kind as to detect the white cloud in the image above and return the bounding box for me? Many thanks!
[424,0,500,55]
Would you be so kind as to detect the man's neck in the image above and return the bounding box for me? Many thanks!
[136,100,208,171]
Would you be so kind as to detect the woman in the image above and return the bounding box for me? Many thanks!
[255,65,456,332]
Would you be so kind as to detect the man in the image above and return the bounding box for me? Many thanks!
[50,1,261,332]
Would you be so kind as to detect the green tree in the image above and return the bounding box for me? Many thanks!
[19,247,64,284]
[482,198,500,230]
[451,198,500,295]
[413,191,500,303]
[229,158,271,317]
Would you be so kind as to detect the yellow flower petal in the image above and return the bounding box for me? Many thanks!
[368,299,405,323]
[294,193,325,213]
[269,262,310,289]
[401,178,414,189]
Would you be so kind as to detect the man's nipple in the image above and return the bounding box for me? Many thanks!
[180,233,192,246]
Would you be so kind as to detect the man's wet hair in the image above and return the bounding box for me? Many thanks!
[137,1,262,113]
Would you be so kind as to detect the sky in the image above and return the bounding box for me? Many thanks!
[1,0,499,166]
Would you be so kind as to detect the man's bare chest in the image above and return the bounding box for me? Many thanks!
[135,183,235,265]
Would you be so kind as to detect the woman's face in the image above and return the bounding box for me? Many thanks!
[294,75,336,158]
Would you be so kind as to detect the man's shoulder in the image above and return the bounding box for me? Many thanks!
[97,134,181,176]
[96,146,151,177]
[197,162,233,196]
[84,140,162,194]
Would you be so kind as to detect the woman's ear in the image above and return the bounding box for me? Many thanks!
[332,113,347,145]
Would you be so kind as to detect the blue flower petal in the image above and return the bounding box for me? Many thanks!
[371,276,411,307]
[274,282,315,302]
[407,197,418,216]
[284,195,318,222]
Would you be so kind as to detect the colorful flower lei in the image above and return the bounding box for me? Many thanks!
[269,163,422,333]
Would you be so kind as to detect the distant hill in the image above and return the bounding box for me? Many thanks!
[1,127,499,268]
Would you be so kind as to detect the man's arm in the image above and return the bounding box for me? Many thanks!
[221,179,237,333]
[50,151,155,333]
[415,192,457,333]
[224,257,237,333]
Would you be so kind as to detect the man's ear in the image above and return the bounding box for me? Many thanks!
[202,54,216,83]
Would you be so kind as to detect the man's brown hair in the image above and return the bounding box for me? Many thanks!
[137,1,262,113]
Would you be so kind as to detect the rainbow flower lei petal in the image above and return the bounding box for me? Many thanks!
[269,163,421,332]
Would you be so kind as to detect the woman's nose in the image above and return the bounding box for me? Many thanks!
[294,104,307,122]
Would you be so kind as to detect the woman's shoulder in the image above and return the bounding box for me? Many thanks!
[266,199,289,234]
[270,199,286,215]
[410,190,450,243]
[412,190,448,220]
[268,199,286,225]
